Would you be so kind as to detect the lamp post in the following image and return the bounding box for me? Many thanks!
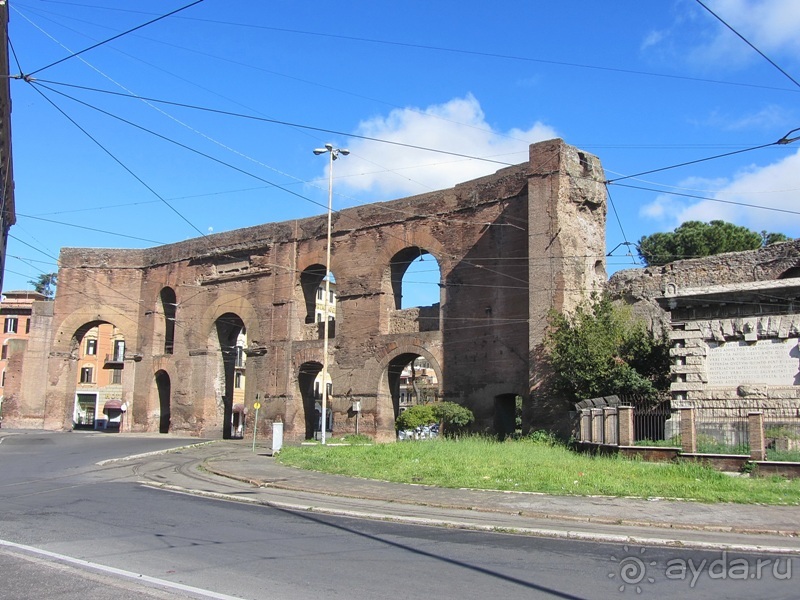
[313,143,349,444]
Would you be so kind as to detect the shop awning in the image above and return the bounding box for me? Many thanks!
[103,400,123,412]
[232,403,246,414]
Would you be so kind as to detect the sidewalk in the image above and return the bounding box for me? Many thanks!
[162,440,800,554]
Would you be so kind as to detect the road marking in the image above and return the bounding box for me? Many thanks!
[0,538,244,600]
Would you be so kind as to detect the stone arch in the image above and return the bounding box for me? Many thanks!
[190,292,262,351]
[296,263,339,342]
[207,312,247,439]
[373,344,443,442]
[297,361,324,439]
[778,264,800,279]
[51,307,137,355]
[299,263,327,324]
[387,246,443,310]
[48,309,135,431]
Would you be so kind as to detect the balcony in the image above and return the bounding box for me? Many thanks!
[104,353,125,367]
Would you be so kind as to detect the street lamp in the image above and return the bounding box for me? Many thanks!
[313,143,349,444]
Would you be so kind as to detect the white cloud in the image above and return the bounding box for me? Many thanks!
[647,0,800,69]
[704,0,800,54]
[702,105,794,131]
[640,149,800,236]
[641,30,666,51]
[328,94,558,200]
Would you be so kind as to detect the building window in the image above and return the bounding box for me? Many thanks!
[110,369,122,385]
[317,287,324,300]
[4,317,17,334]
[329,290,335,304]
[113,339,125,362]
[1,344,6,360]
[235,346,244,368]
[234,371,243,389]
[25,318,31,334]
[80,366,93,384]
[1,370,5,387]
[86,339,97,355]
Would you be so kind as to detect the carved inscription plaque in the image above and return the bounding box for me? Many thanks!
[706,339,799,387]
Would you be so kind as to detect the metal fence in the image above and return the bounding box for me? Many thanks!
[694,407,751,454]
[619,396,681,446]
[764,407,800,460]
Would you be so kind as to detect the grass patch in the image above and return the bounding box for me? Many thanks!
[767,448,800,462]
[276,436,800,505]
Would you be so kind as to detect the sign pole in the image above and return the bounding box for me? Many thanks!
[252,395,261,453]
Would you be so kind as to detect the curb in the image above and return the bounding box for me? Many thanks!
[95,441,216,466]
[140,480,800,556]
[200,461,800,541]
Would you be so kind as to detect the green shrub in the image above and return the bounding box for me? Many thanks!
[527,430,560,446]
[431,402,474,436]
[395,404,436,431]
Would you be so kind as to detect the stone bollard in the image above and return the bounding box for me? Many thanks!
[617,406,634,446]
[580,409,591,443]
[748,412,766,461]
[603,407,618,445]
[680,408,696,454]
[591,408,604,444]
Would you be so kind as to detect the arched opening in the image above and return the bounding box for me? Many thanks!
[155,370,171,433]
[386,353,440,425]
[71,320,126,431]
[300,264,337,339]
[778,264,800,279]
[215,312,245,439]
[299,361,330,439]
[160,287,177,354]
[300,264,326,324]
[390,247,441,310]
[494,393,521,441]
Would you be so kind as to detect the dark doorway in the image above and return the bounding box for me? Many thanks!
[298,361,323,439]
[216,313,245,439]
[494,393,519,440]
[155,370,171,433]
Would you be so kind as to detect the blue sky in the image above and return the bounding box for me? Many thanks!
[4,0,800,304]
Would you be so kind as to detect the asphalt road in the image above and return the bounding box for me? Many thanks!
[0,431,796,599]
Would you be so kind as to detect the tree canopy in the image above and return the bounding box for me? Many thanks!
[636,221,789,267]
[545,295,671,402]
[28,273,58,299]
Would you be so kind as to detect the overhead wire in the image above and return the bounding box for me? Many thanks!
[24,0,207,77]
[24,82,207,236]
[30,1,800,94]
[8,2,798,307]
[694,0,800,91]
[14,8,800,262]
[29,80,518,168]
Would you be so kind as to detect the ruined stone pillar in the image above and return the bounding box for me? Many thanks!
[680,408,696,453]
[748,411,766,461]
[617,405,634,446]
[590,408,604,443]
[579,409,591,442]
[527,140,607,436]
[603,407,618,445]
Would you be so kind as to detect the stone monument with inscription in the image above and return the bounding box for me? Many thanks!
[658,279,800,442]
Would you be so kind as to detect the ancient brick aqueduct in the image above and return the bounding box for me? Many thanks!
[7,139,609,440]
